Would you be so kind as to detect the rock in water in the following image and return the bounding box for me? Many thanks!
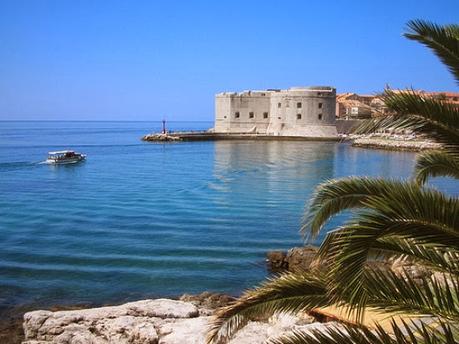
[267,246,319,273]
[266,251,287,271]
[285,246,319,273]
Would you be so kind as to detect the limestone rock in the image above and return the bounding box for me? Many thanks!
[158,316,211,344]
[22,297,334,344]
[229,321,271,344]
[23,299,197,343]
[266,246,319,273]
[266,251,287,271]
[179,292,235,315]
[285,246,319,273]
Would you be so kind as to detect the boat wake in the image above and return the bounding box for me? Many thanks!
[0,161,42,172]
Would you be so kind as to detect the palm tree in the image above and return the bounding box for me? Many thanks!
[207,19,459,344]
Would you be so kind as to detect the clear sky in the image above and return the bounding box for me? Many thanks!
[0,0,458,121]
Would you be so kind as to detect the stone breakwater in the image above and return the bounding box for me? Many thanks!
[351,136,441,152]
[21,294,343,344]
[141,132,341,142]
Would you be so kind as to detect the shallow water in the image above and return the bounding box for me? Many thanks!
[0,121,456,310]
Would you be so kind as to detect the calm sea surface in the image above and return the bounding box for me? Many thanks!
[0,121,457,311]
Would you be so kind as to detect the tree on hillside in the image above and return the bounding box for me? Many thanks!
[206,19,459,344]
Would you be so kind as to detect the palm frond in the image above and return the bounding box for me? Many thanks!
[405,19,459,85]
[206,273,330,344]
[303,177,406,239]
[269,320,459,344]
[372,237,459,275]
[354,91,459,148]
[364,269,459,321]
[384,89,459,130]
[303,177,459,240]
[317,202,459,313]
[414,150,459,184]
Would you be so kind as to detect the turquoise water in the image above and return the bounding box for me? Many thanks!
[0,121,456,311]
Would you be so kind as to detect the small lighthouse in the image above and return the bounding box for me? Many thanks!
[162,118,167,134]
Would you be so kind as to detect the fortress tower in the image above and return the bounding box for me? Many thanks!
[214,86,337,138]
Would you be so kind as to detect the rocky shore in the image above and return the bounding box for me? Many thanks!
[5,246,432,343]
[349,134,441,151]
[21,292,342,344]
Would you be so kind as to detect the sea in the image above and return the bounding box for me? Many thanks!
[0,121,457,314]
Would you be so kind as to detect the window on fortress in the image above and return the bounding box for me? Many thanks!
[278,102,281,108]
[318,114,323,120]
[235,112,240,118]
[318,103,323,109]
[297,114,302,120]
[249,112,254,118]
[297,102,302,108]
[263,112,268,119]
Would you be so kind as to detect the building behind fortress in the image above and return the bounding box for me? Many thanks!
[214,86,337,138]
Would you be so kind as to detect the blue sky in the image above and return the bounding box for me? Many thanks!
[0,0,458,121]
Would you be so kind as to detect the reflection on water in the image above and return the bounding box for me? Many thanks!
[213,140,336,202]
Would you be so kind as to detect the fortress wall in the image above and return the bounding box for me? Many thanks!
[215,87,337,137]
[216,92,271,133]
[214,95,232,132]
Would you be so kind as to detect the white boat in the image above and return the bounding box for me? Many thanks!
[46,150,86,164]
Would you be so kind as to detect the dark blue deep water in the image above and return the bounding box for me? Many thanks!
[0,121,457,311]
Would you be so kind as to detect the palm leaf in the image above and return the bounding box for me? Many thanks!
[364,269,459,321]
[320,216,459,312]
[384,89,459,130]
[206,272,330,344]
[405,19,459,85]
[303,177,408,239]
[269,319,459,344]
[414,150,459,184]
[371,237,459,275]
[303,177,459,240]
[354,91,459,148]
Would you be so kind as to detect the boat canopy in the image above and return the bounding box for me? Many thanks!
[48,150,75,155]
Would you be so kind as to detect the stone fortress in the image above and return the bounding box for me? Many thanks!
[214,86,337,138]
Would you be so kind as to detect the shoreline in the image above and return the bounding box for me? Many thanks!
[0,293,237,344]
[141,131,441,153]
[17,293,340,344]
[2,246,432,343]
[0,247,320,343]
[351,135,442,152]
